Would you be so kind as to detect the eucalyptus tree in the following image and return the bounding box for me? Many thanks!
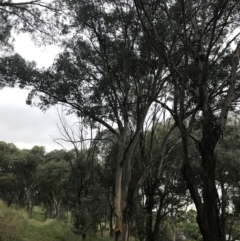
[67,148,108,239]
[177,210,202,241]
[134,160,189,241]
[95,129,118,237]
[36,150,71,218]
[10,146,45,216]
[134,1,240,241]
[23,0,170,240]
[0,141,19,205]
[214,120,240,241]
[132,120,188,241]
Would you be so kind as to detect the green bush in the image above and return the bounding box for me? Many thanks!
[32,206,46,221]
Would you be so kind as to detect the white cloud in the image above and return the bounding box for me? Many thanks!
[13,33,61,68]
[0,30,84,152]
[0,88,78,152]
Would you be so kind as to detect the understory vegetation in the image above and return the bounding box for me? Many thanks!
[0,197,203,241]
[0,199,117,241]
[0,199,78,241]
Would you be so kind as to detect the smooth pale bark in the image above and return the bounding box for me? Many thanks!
[172,223,176,241]
[52,195,61,218]
[220,178,227,241]
[26,189,34,217]
[115,104,152,241]
[114,135,140,241]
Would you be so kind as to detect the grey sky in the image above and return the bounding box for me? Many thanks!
[0,33,79,152]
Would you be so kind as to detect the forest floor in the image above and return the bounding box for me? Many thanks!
[0,200,114,241]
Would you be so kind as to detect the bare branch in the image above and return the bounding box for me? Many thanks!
[0,1,41,7]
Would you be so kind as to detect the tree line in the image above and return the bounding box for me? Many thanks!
[1,1,240,241]
[1,119,240,240]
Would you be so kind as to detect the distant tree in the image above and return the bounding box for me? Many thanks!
[178,210,202,241]
[48,113,112,237]
[0,141,19,173]
[68,149,108,239]
[36,150,70,218]
[0,141,20,205]
[10,146,45,216]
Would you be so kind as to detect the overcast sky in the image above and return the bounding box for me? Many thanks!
[0,33,79,152]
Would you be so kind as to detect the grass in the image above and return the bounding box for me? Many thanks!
[0,200,138,241]
[31,206,46,221]
[0,200,118,241]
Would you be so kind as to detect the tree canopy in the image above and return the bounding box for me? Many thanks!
[2,1,240,241]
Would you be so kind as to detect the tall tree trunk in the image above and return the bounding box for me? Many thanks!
[52,196,61,218]
[181,125,223,241]
[114,131,142,241]
[199,145,222,241]
[114,134,129,241]
[145,191,154,241]
[181,45,240,241]
[114,99,152,241]
[220,178,227,241]
[26,189,33,218]
[109,206,114,237]
[172,223,176,241]
[152,205,162,241]
[115,157,131,241]
[145,180,162,241]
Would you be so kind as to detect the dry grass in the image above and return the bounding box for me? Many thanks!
[0,200,138,241]
[0,201,78,241]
